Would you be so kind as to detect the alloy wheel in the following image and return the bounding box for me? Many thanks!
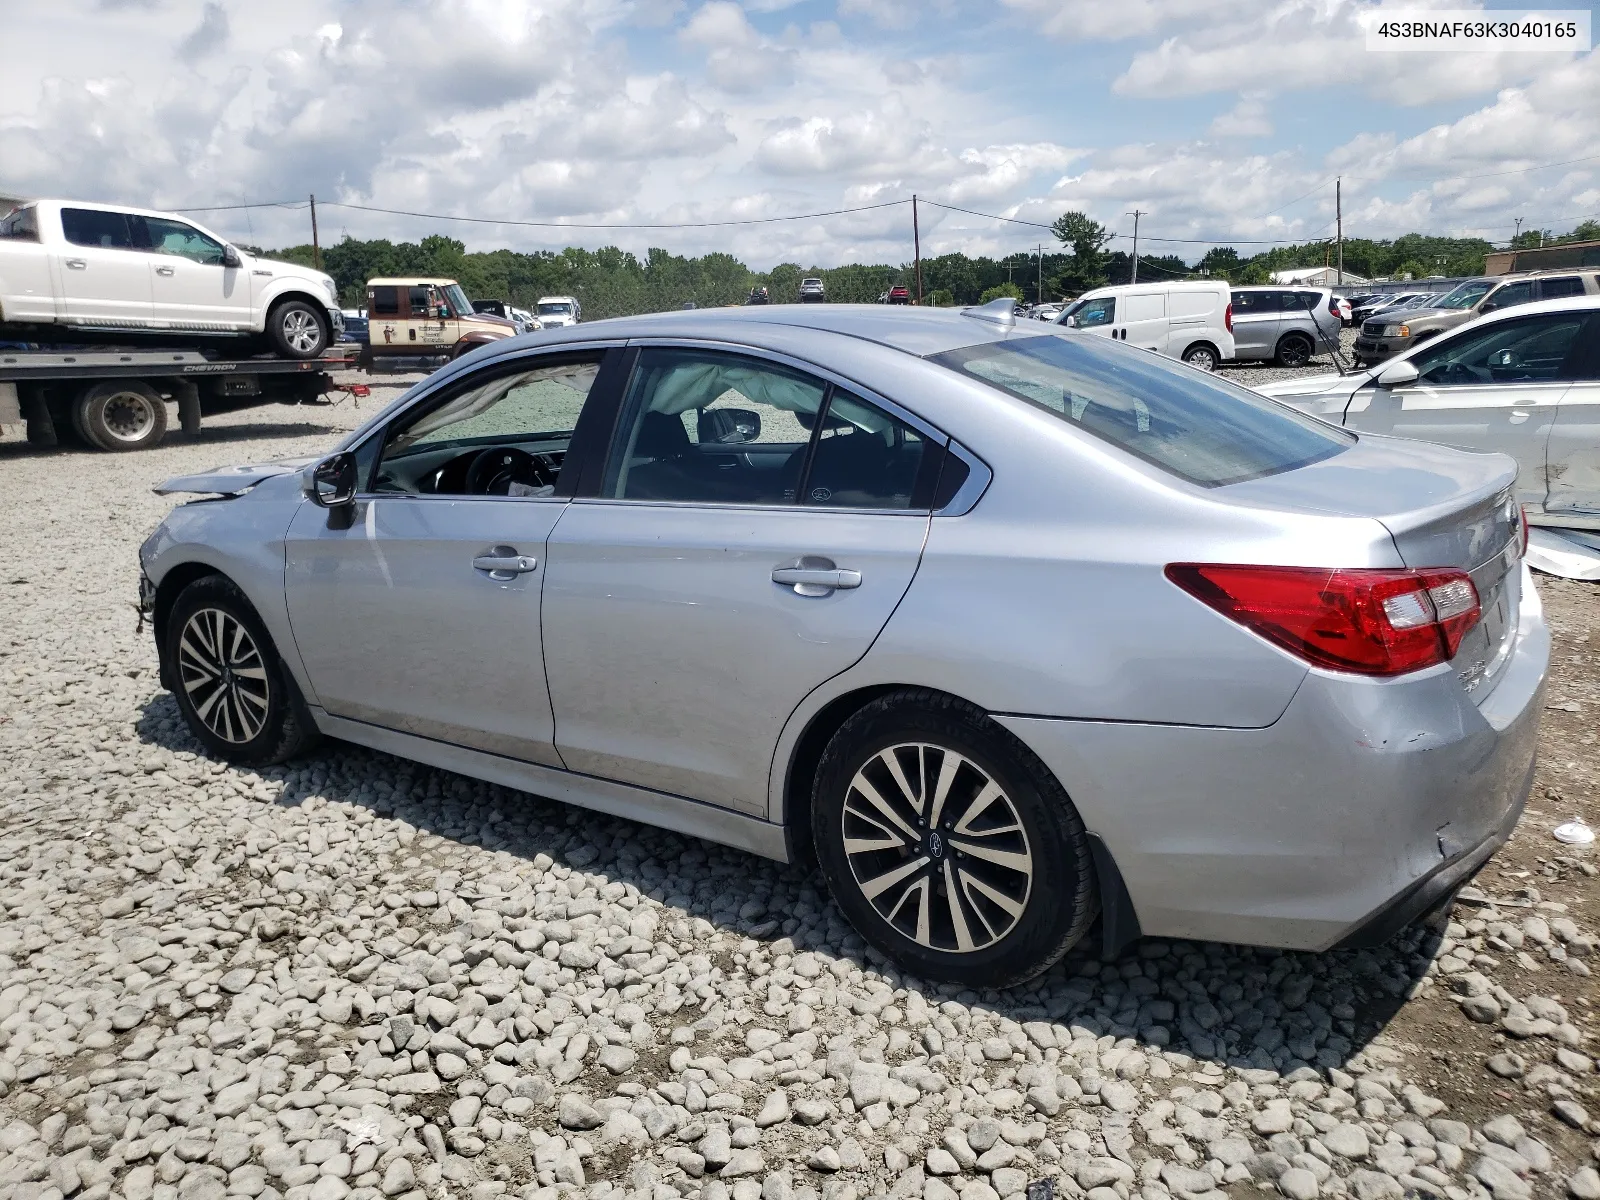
[177,608,271,744]
[281,309,321,354]
[1185,348,1217,371]
[841,742,1033,953]
[100,391,157,443]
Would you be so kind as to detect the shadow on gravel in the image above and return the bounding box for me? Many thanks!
[133,691,1442,1080]
[0,420,345,460]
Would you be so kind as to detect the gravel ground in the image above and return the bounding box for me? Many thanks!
[0,368,1598,1200]
[1216,330,1360,389]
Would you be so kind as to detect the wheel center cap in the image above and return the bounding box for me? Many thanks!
[927,830,945,860]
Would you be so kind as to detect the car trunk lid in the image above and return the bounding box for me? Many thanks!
[1220,432,1523,699]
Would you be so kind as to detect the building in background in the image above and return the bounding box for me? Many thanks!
[1485,240,1600,275]
[1269,266,1372,287]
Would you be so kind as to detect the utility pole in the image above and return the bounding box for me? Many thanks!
[1514,216,1524,241]
[1036,244,1045,305]
[1336,177,1343,285]
[1127,209,1144,283]
[309,194,322,272]
[912,195,923,305]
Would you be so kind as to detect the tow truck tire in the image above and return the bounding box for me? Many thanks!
[78,381,169,452]
[267,299,330,360]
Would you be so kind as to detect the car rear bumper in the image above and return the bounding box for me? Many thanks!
[998,565,1548,952]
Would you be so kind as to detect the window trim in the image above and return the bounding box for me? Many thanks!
[589,337,953,515]
[1398,310,1596,389]
[351,342,630,501]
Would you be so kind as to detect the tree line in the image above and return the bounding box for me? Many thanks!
[252,214,1600,320]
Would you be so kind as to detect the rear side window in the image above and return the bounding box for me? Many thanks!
[61,208,135,250]
[0,206,38,241]
[929,334,1352,488]
[1230,291,1273,314]
[370,287,400,316]
[1541,277,1586,300]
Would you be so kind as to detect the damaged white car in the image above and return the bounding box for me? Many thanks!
[1257,295,1600,572]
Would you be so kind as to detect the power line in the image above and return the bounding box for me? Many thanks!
[172,201,307,212]
[1379,152,1600,185]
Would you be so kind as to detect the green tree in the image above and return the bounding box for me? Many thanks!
[1050,211,1114,291]
[927,288,955,307]
[979,282,1023,304]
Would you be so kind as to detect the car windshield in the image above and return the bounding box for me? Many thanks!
[539,302,573,316]
[929,334,1353,488]
[444,285,473,316]
[1434,281,1493,309]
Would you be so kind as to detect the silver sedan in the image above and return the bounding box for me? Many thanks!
[139,301,1548,986]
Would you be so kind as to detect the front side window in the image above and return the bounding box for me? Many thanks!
[930,334,1352,488]
[407,286,435,318]
[1483,281,1536,311]
[371,357,602,497]
[61,208,135,250]
[603,349,937,509]
[139,216,225,265]
[0,206,39,241]
[1408,314,1589,386]
[1073,296,1115,328]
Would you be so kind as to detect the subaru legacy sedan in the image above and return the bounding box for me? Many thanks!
[139,302,1547,986]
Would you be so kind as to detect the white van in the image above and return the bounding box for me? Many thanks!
[1058,280,1234,370]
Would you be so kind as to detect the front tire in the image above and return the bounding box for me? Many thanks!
[267,299,329,359]
[811,689,1098,987]
[1274,332,1314,368]
[166,576,319,765]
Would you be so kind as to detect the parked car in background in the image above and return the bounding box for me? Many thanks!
[799,278,826,302]
[536,296,582,328]
[0,198,343,358]
[746,287,770,305]
[338,312,369,344]
[1334,296,1353,325]
[140,302,1545,985]
[1030,303,1065,322]
[1354,272,1600,365]
[886,285,911,304]
[472,299,537,333]
[1259,295,1600,528]
[364,277,517,366]
[1351,293,1403,324]
[1229,286,1342,367]
[510,306,538,332]
[1057,279,1234,370]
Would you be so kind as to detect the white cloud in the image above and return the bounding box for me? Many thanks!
[836,0,949,30]
[1000,0,1223,41]
[1208,94,1272,138]
[680,1,796,91]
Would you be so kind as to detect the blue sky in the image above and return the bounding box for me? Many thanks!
[1,0,1596,266]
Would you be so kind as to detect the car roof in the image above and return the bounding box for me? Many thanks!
[502,302,1066,358]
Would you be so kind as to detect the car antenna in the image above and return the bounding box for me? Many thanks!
[961,297,1017,328]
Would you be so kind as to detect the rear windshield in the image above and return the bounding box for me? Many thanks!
[929,334,1353,488]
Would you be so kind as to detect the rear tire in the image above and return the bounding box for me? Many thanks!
[78,381,168,451]
[267,299,329,360]
[1181,343,1219,371]
[1274,333,1314,368]
[166,576,319,765]
[810,689,1098,987]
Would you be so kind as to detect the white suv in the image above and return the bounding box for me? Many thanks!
[0,199,343,358]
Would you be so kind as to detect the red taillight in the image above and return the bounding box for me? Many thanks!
[1165,563,1481,676]
[1224,302,1233,334]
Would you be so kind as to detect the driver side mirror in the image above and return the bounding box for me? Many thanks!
[222,245,241,269]
[304,451,357,508]
[1375,359,1420,389]
[699,408,762,444]
[1480,302,1499,314]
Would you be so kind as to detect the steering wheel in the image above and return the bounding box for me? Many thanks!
[464,447,554,496]
[1440,361,1484,386]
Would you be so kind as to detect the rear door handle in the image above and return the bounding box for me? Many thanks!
[773,558,861,596]
[64,259,86,270]
[155,265,175,276]
[473,551,538,580]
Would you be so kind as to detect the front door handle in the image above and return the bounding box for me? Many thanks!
[64,259,86,270]
[473,550,538,580]
[155,265,175,277]
[772,557,861,597]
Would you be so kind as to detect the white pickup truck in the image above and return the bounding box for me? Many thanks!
[0,199,343,359]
